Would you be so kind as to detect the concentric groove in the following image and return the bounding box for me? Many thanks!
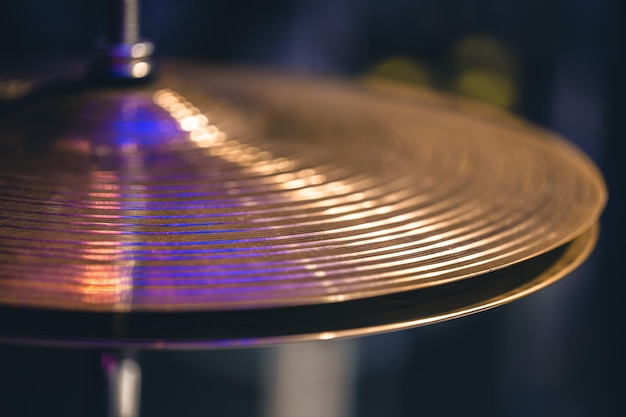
[0,225,601,348]
[0,63,606,312]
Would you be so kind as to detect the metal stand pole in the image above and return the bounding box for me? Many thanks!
[102,350,142,417]
[109,0,140,45]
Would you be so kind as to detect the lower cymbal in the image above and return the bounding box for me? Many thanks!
[0,224,598,348]
[0,61,606,316]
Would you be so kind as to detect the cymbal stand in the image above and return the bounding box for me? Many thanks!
[102,350,142,417]
[87,0,154,83]
[90,1,151,415]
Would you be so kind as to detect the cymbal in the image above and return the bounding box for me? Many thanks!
[0,61,606,345]
[0,224,599,348]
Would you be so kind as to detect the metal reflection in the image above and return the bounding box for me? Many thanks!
[0,225,600,348]
[0,63,606,316]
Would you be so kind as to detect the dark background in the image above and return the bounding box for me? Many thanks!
[0,1,624,416]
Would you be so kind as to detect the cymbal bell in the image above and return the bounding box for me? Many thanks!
[0,61,606,346]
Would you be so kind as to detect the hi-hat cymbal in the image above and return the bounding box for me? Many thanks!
[0,61,606,345]
[0,224,599,348]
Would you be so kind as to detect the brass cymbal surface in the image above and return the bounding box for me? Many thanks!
[0,62,606,315]
[0,225,599,348]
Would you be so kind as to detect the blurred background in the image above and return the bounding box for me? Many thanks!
[0,0,624,416]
